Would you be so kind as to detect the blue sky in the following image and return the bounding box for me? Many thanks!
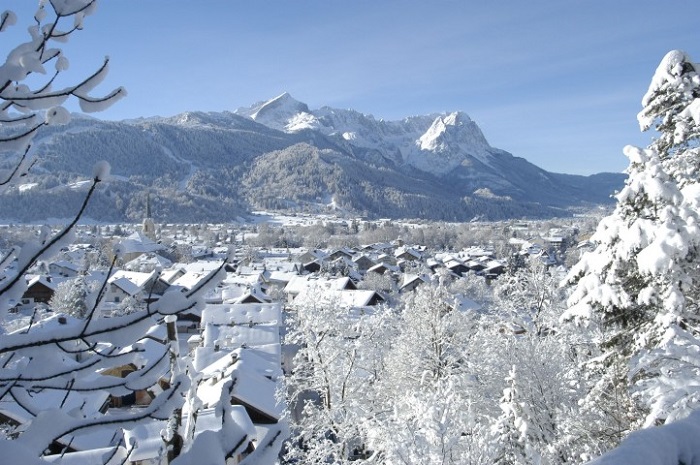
[4,1,700,175]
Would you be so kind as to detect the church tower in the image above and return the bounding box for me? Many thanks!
[142,193,157,241]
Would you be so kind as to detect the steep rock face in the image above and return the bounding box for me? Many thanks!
[0,94,625,222]
[238,92,314,132]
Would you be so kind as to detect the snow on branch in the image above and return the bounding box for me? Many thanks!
[588,410,700,465]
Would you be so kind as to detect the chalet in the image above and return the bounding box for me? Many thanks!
[395,246,422,262]
[328,247,356,261]
[160,266,186,284]
[263,266,301,296]
[221,283,271,305]
[399,274,430,293]
[353,254,376,272]
[444,258,469,277]
[199,303,282,351]
[302,260,321,273]
[465,259,486,273]
[100,326,170,408]
[483,259,506,277]
[169,261,224,292]
[367,262,397,276]
[21,275,58,307]
[361,242,393,254]
[296,249,328,265]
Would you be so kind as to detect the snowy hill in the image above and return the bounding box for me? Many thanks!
[0,94,625,222]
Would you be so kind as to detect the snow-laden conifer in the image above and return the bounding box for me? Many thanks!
[565,50,700,438]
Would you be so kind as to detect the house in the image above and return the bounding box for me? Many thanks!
[328,247,356,261]
[399,274,430,293]
[99,326,170,408]
[483,259,506,277]
[0,315,113,453]
[123,252,172,272]
[395,246,422,262]
[117,231,166,263]
[48,260,81,277]
[20,275,58,307]
[444,258,469,277]
[199,303,282,348]
[296,249,328,265]
[224,284,271,305]
[103,269,159,304]
[367,262,397,276]
[292,286,385,310]
[284,275,356,301]
[353,254,376,273]
[302,260,321,273]
[196,355,283,425]
[122,406,258,465]
[169,261,225,293]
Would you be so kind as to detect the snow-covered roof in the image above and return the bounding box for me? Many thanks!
[202,303,281,327]
[400,273,430,289]
[292,287,383,309]
[123,252,172,272]
[123,405,257,463]
[107,269,157,295]
[25,274,60,291]
[203,323,280,351]
[284,275,354,296]
[0,372,109,428]
[117,231,165,255]
[49,259,81,272]
[196,358,283,422]
[44,446,128,465]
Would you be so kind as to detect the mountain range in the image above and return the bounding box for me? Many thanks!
[0,93,625,223]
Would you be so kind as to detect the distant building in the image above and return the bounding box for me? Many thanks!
[141,193,157,241]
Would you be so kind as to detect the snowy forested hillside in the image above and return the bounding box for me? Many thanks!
[0,99,624,223]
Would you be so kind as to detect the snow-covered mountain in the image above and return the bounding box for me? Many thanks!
[0,94,624,223]
[235,93,497,176]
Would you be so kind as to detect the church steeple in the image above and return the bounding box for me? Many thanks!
[142,193,157,241]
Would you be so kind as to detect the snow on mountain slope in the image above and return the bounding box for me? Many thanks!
[0,93,624,223]
[236,94,497,176]
[238,92,318,132]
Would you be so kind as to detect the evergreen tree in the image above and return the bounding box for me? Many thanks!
[565,50,700,436]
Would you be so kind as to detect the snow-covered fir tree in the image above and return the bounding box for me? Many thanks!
[565,49,700,442]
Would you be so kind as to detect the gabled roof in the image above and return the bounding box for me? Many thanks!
[122,405,256,463]
[49,260,81,272]
[400,273,430,290]
[292,287,384,309]
[108,270,158,295]
[170,261,223,291]
[367,262,398,274]
[123,252,172,272]
[395,246,422,260]
[25,274,59,292]
[284,275,355,296]
[117,231,165,255]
